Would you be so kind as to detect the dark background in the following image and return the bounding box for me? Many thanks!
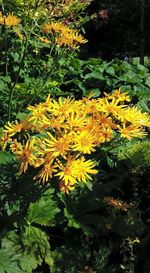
[81,0,150,63]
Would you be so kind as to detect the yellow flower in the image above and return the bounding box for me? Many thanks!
[41,22,68,34]
[105,89,131,103]
[122,107,150,127]
[99,127,113,143]
[118,124,147,140]
[59,180,75,194]
[75,157,98,182]
[37,162,57,183]
[4,121,24,137]
[98,97,126,117]
[28,104,47,124]
[0,133,12,150]
[4,13,21,27]
[55,156,77,184]
[3,90,150,193]
[56,156,97,184]
[10,139,36,173]
[44,133,71,157]
[56,31,87,49]
[0,12,4,24]
[72,130,97,154]
[66,111,86,128]
[49,97,75,117]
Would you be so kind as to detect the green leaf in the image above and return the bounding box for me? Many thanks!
[64,208,81,229]
[0,249,23,273]
[83,88,100,98]
[145,77,150,87]
[0,151,14,164]
[16,112,28,121]
[26,189,60,226]
[19,255,38,273]
[84,71,103,80]
[106,67,115,75]
[23,225,52,266]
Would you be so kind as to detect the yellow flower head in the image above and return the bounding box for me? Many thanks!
[10,139,36,173]
[59,180,75,194]
[37,162,57,183]
[4,121,24,137]
[72,130,97,154]
[44,132,71,158]
[3,13,21,27]
[0,133,12,151]
[41,21,87,49]
[118,124,147,140]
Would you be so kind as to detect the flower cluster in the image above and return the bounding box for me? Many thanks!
[41,21,87,49]
[1,90,150,193]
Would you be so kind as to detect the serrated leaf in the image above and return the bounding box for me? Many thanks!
[19,255,38,273]
[0,249,23,273]
[23,226,51,265]
[26,189,60,226]
[2,231,41,273]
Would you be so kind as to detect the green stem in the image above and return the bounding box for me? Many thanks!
[8,36,28,121]
[8,1,39,121]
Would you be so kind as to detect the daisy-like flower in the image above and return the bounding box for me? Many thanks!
[59,180,75,194]
[72,130,97,154]
[98,97,126,117]
[75,157,98,182]
[37,162,57,183]
[0,133,12,150]
[41,22,68,34]
[27,104,47,124]
[66,111,87,128]
[0,12,4,25]
[4,121,24,137]
[55,156,97,185]
[112,89,131,102]
[4,13,21,27]
[44,132,71,158]
[98,127,113,143]
[48,97,75,117]
[2,90,150,193]
[121,107,150,127]
[56,31,87,49]
[10,139,36,173]
[118,124,147,140]
[55,156,77,185]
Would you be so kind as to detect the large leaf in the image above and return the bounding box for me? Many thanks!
[0,249,23,273]
[26,189,60,226]
[23,225,54,268]
[19,255,39,273]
